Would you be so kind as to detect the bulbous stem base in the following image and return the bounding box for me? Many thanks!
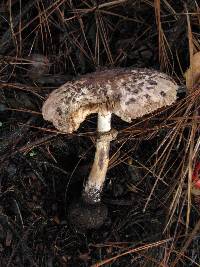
[68,198,108,230]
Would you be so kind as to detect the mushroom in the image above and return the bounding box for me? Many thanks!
[42,68,178,229]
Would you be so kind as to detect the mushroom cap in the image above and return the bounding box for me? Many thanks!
[42,68,178,133]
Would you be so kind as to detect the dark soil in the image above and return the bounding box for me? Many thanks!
[0,1,200,266]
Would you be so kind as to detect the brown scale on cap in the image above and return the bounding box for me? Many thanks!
[42,68,177,133]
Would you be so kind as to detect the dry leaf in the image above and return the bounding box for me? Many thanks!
[185,51,200,92]
[27,54,50,80]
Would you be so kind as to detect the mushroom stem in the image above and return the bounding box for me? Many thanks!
[97,112,111,132]
[82,112,117,204]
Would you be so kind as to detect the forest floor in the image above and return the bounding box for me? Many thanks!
[0,1,200,266]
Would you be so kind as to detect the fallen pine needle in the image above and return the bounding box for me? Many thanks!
[91,237,173,267]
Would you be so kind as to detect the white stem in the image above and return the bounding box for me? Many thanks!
[82,111,113,204]
[97,112,111,133]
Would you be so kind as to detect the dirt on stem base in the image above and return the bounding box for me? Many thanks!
[68,199,108,230]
